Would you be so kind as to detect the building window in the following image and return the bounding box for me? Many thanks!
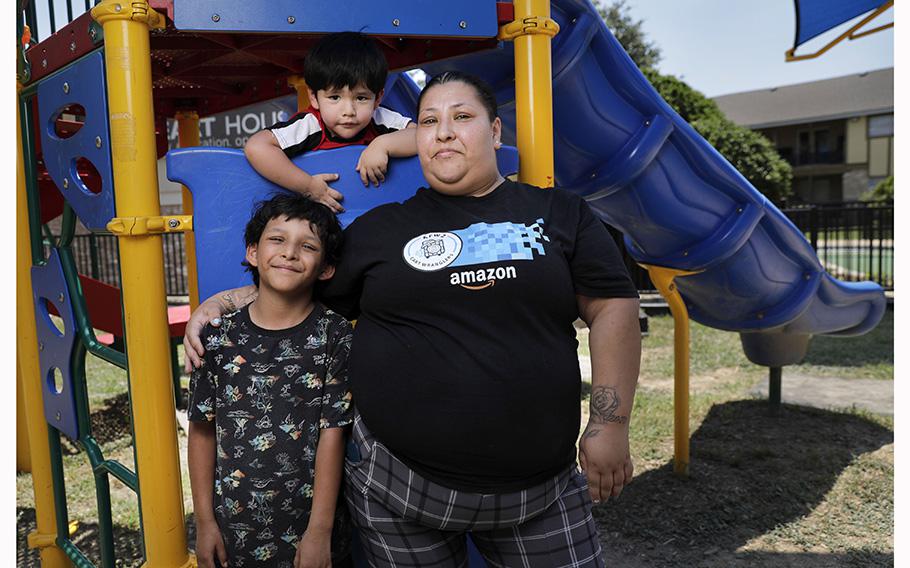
[798,131,811,164]
[795,128,844,164]
[868,114,893,138]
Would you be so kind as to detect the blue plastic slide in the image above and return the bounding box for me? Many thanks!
[410,0,886,364]
[168,0,884,366]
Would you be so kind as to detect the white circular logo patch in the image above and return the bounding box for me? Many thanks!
[403,232,463,272]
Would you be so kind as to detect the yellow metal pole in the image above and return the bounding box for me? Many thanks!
[288,75,310,112]
[643,265,699,476]
[18,83,71,568]
[175,110,201,309]
[506,0,559,187]
[17,363,32,472]
[90,2,193,566]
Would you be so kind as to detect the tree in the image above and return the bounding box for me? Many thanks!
[598,2,793,203]
[643,70,793,203]
[691,116,794,203]
[861,175,893,201]
[597,0,662,70]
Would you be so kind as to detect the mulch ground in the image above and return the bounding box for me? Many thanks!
[17,398,892,567]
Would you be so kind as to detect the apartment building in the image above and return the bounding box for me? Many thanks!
[713,67,893,203]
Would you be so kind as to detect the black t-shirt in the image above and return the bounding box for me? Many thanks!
[322,180,638,492]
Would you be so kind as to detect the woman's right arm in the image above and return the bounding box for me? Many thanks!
[183,285,258,372]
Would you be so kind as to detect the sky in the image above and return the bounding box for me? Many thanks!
[617,0,894,97]
[24,1,893,99]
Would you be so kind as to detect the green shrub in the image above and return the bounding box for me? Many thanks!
[861,175,894,202]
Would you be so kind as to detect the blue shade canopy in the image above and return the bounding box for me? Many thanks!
[793,0,886,47]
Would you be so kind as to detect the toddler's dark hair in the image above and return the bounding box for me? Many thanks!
[418,71,499,122]
[304,32,388,95]
[242,192,343,287]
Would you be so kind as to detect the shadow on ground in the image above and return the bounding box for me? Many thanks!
[17,508,197,567]
[596,400,893,567]
[17,507,146,567]
[57,392,134,456]
[18,400,892,567]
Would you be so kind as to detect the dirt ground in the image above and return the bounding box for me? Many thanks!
[18,390,892,567]
[595,400,892,567]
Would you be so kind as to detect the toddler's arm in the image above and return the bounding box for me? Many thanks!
[356,124,417,187]
[188,421,229,568]
[245,130,345,212]
[295,427,345,568]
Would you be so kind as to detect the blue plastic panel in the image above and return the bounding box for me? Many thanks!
[32,248,80,440]
[37,50,116,231]
[794,0,884,47]
[166,145,518,302]
[173,0,498,37]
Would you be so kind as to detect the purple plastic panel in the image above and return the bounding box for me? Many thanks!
[32,248,80,440]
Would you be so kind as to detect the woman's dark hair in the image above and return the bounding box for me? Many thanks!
[303,32,388,95]
[242,192,343,287]
[418,71,499,122]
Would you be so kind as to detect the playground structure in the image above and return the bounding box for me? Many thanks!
[17,0,886,566]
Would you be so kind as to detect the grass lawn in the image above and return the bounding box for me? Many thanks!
[18,308,893,566]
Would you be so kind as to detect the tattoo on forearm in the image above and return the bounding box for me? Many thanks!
[590,386,628,425]
[582,428,601,440]
[221,293,237,313]
[241,290,259,305]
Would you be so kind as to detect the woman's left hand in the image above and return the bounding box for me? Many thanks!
[578,422,634,504]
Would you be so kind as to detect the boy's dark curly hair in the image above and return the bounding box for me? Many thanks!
[242,192,343,287]
[304,32,388,95]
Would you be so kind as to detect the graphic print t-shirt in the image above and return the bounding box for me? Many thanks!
[322,180,638,492]
[187,303,353,566]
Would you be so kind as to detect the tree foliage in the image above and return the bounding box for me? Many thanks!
[691,116,794,203]
[641,69,721,123]
[597,0,662,70]
[598,2,793,203]
[861,175,893,202]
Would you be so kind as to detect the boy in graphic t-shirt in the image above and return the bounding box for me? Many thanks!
[245,31,416,214]
[187,193,354,568]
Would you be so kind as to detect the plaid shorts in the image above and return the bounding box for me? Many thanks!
[344,414,604,568]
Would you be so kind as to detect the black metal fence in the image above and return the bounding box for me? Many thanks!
[608,199,893,293]
[71,233,190,297]
[69,201,892,299]
[781,200,893,290]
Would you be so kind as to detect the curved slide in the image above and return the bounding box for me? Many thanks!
[169,0,885,366]
[407,0,886,365]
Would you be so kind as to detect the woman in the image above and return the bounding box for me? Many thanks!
[184,71,641,567]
